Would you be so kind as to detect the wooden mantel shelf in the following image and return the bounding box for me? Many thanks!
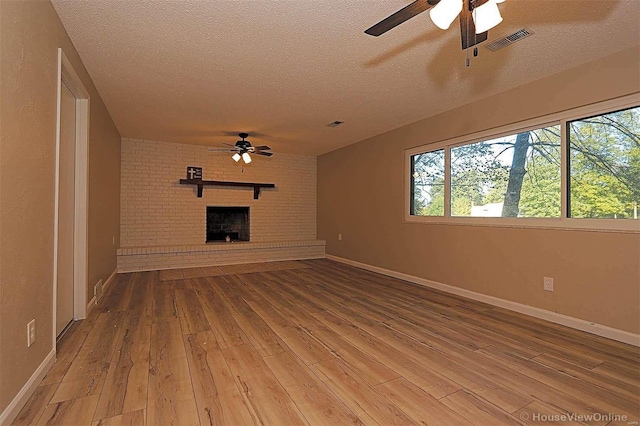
[179,179,275,199]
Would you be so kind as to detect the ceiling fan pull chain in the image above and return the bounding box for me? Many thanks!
[472,1,478,59]
[465,1,471,67]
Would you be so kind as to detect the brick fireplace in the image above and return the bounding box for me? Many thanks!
[117,138,325,272]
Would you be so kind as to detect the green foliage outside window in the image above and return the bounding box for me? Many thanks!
[410,105,639,220]
[569,107,640,219]
[411,149,444,216]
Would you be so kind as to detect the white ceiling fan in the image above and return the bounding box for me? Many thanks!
[365,0,506,52]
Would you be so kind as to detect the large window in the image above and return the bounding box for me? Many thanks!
[406,99,639,230]
[451,125,561,218]
[568,106,640,219]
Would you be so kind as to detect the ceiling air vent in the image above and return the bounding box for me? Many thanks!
[486,28,534,51]
[326,121,344,128]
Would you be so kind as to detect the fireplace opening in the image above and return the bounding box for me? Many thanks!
[206,206,249,242]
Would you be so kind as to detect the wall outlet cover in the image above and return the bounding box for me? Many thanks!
[27,319,36,347]
[94,279,103,301]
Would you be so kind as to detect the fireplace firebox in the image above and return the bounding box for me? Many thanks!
[206,206,249,242]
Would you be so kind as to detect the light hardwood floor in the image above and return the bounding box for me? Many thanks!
[14,259,640,425]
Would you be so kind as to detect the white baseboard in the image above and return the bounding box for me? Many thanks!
[325,254,640,347]
[0,349,56,426]
[86,268,116,314]
[86,296,97,313]
[103,268,117,293]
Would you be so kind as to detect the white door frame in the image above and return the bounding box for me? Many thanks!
[52,48,90,347]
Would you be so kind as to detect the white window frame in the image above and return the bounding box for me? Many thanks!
[404,93,640,233]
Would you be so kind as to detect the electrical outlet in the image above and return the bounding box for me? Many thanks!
[27,319,36,347]
[338,233,342,241]
[544,277,554,292]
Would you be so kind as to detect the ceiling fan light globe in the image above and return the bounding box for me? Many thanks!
[232,153,241,162]
[473,0,503,34]
[429,0,462,30]
[242,152,252,164]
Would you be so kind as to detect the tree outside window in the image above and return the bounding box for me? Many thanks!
[409,105,639,220]
[569,106,640,219]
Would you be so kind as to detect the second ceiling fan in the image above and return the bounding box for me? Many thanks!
[365,0,505,51]
[209,133,273,164]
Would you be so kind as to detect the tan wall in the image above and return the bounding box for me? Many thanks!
[318,47,640,335]
[0,0,120,413]
[120,138,316,247]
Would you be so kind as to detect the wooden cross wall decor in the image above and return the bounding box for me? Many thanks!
[186,166,202,180]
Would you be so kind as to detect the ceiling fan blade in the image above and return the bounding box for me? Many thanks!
[459,0,488,49]
[208,147,235,152]
[253,145,271,150]
[365,0,435,37]
[254,152,273,157]
[222,142,236,147]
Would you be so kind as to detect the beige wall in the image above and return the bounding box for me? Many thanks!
[318,47,640,335]
[120,138,316,247]
[0,0,120,414]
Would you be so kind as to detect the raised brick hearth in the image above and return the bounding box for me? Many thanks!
[117,240,325,272]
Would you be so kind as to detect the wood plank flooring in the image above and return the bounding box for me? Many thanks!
[14,259,640,425]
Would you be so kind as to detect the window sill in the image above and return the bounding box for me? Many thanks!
[404,216,640,234]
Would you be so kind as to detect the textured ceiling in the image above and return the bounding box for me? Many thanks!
[51,0,640,155]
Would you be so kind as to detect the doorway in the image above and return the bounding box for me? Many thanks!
[53,49,90,344]
[56,81,76,336]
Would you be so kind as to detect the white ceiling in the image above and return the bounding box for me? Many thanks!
[52,0,640,156]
